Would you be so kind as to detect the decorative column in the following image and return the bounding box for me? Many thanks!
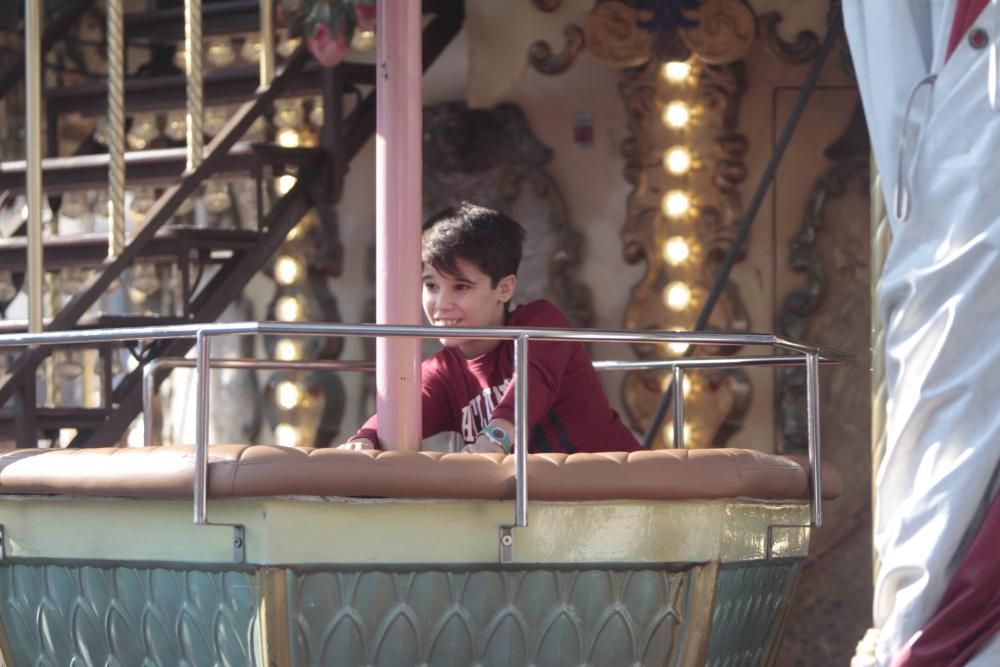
[374,0,422,450]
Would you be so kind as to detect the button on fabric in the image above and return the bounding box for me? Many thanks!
[969,27,989,49]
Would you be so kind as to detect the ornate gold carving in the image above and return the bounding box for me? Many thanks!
[618,58,752,448]
[529,24,586,76]
[777,157,869,450]
[680,0,757,65]
[584,1,655,69]
[758,11,820,64]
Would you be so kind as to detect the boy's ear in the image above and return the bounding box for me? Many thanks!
[497,275,517,303]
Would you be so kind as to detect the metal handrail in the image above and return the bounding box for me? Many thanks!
[0,321,851,531]
[142,357,376,446]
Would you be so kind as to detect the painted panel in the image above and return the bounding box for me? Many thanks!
[707,560,799,666]
[292,566,713,667]
[0,564,260,667]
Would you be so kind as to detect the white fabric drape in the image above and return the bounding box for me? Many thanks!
[844,0,1000,663]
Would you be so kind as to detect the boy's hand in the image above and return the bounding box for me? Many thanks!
[462,437,506,454]
[336,439,375,451]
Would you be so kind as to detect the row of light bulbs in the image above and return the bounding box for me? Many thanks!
[659,60,697,330]
[269,120,309,447]
[659,59,700,445]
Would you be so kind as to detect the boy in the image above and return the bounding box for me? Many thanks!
[339,202,640,454]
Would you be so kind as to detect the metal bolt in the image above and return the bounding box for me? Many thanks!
[501,534,513,546]
[234,536,244,548]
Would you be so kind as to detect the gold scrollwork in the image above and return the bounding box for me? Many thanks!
[529,24,587,76]
[584,1,655,69]
[679,0,757,65]
[618,57,753,449]
[758,11,821,64]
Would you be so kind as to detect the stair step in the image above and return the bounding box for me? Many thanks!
[0,225,264,272]
[0,142,321,194]
[0,407,113,439]
[45,61,374,117]
[124,0,261,41]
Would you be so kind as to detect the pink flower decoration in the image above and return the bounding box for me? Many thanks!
[307,21,349,68]
[355,2,376,32]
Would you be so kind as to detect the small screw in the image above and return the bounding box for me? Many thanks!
[501,535,513,546]
[234,537,244,548]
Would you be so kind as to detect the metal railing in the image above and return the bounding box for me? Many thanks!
[0,321,851,534]
[142,357,376,447]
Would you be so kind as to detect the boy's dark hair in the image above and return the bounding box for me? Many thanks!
[422,202,526,287]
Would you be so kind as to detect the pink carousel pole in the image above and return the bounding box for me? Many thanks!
[374,0,423,450]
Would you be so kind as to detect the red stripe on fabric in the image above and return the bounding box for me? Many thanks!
[891,489,1000,666]
[946,0,989,60]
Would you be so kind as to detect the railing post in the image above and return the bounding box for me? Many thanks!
[672,365,684,449]
[143,361,158,447]
[514,334,529,528]
[805,352,823,527]
[194,331,210,524]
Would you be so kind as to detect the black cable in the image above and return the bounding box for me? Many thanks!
[641,17,841,448]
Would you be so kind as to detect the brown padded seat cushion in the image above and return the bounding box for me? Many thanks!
[0,446,841,501]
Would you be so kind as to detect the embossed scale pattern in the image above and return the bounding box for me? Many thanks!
[0,564,259,667]
[293,567,703,667]
[707,561,798,667]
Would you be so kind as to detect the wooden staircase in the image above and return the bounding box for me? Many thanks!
[0,0,464,446]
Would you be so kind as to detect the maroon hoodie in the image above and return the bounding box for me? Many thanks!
[353,299,640,452]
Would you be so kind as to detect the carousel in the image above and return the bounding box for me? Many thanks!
[0,1,859,665]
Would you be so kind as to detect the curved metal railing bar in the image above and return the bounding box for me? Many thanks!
[0,322,852,532]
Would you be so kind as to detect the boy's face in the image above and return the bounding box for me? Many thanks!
[422,257,516,358]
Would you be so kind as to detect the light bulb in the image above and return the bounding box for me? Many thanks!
[277,174,297,195]
[664,421,693,447]
[275,338,302,361]
[662,101,690,128]
[277,128,300,148]
[662,61,691,83]
[275,380,302,410]
[204,107,228,137]
[660,373,694,397]
[203,180,232,214]
[274,99,303,128]
[667,341,690,355]
[663,146,691,175]
[276,296,301,322]
[664,281,692,311]
[274,423,300,447]
[241,36,262,63]
[661,191,690,218]
[206,38,237,68]
[127,113,159,150]
[309,98,324,126]
[351,29,375,52]
[663,236,690,265]
[164,111,186,142]
[274,255,302,285]
[277,36,301,58]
